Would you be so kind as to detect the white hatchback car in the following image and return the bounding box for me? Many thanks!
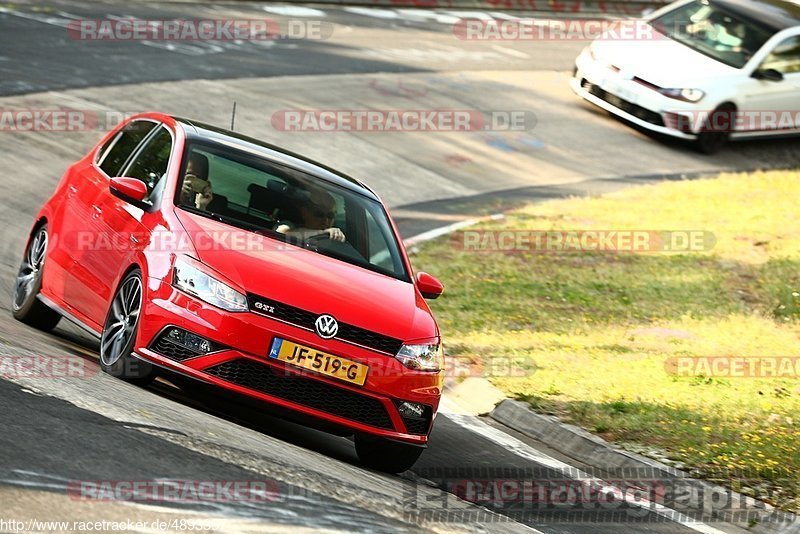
[571,0,800,153]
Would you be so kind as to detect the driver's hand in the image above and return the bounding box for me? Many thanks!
[182,174,197,195]
[325,227,345,242]
[196,190,213,210]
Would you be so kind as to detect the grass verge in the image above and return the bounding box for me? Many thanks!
[413,169,800,512]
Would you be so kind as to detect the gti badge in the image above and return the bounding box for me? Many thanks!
[315,314,338,339]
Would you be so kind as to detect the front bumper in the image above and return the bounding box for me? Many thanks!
[136,278,442,444]
[571,48,700,140]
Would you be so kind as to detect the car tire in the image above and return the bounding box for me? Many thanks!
[354,435,424,474]
[12,225,61,331]
[99,269,155,385]
[695,104,735,154]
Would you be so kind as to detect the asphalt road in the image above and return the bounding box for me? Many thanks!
[0,1,795,532]
[0,0,579,96]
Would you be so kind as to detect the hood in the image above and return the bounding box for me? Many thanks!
[174,208,437,343]
[592,29,738,88]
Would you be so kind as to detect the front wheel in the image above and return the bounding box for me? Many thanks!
[12,225,61,331]
[695,105,735,154]
[354,435,424,474]
[99,270,155,385]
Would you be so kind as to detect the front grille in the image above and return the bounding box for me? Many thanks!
[205,358,394,430]
[247,294,403,355]
[582,78,664,127]
[404,417,432,435]
[663,112,694,133]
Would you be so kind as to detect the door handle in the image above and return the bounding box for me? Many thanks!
[92,205,102,219]
[67,185,78,197]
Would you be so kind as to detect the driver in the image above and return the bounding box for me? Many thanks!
[180,152,213,210]
[276,188,346,242]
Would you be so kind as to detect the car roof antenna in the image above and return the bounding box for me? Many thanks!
[230,101,237,131]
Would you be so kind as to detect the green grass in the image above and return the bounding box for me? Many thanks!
[413,170,800,511]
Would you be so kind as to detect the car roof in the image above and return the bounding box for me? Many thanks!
[711,0,800,33]
[173,116,380,202]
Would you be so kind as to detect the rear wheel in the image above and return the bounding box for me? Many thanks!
[354,435,424,474]
[695,104,735,154]
[99,270,155,385]
[12,225,61,331]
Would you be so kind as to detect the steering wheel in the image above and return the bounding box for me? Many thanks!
[306,232,331,242]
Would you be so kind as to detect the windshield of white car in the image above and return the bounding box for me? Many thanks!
[174,141,410,282]
[650,0,774,68]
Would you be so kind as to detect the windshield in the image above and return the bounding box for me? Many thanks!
[175,141,409,281]
[650,0,774,68]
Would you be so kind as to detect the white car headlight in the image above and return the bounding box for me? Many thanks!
[659,88,705,103]
[395,343,444,372]
[173,257,248,312]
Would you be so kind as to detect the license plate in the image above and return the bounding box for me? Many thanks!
[268,338,368,386]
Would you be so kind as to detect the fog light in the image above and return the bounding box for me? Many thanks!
[398,401,426,420]
[167,328,213,354]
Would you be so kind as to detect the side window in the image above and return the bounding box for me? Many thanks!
[121,126,173,204]
[760,36,800,74]
[98,121,157,177]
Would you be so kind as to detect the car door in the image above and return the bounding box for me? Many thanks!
[738,34,800,133]
[82,125,175,325]
[65,120,159,325]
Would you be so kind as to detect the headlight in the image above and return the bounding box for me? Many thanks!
[395,343,444,372]
[173,257,248,312]
[659,88,705,102]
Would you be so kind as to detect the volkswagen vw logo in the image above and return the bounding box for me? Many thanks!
[315,314,338,339]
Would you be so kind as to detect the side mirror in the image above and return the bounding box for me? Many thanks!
[752,68,783,82]
[110,177,147,203]
[416,272,444,300]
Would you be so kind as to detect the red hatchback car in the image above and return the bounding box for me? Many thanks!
[13,112,445,473]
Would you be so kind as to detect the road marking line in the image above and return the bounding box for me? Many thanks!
[262,6,327,17]
[0,7,78,27]
[343,7,400,19]
[491,45,530,59]
[439,398,730,533]
[394,9,461,24]
[403,214,502,247]
[441,10,496,20]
